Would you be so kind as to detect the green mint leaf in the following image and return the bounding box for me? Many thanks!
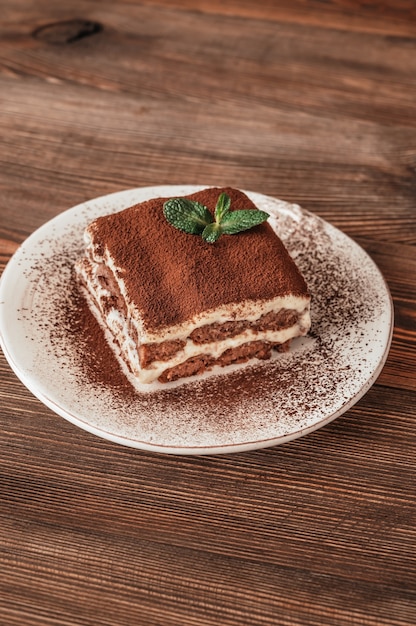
[214,192,231,222]
[220,209,269,235]
[163,192,270,242]
[163,198,213,235]
[202,222,222,243]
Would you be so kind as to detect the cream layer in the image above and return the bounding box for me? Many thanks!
[76,258,310,384]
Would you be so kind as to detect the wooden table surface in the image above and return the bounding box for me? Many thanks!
[1,1,415,625]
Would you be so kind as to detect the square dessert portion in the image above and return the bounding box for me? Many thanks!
[75,187,311,385]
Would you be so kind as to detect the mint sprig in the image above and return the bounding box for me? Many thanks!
[163,192,269,243]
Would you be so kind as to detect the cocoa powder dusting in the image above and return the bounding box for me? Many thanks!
[88,187,309,331]
[67,282,136,400]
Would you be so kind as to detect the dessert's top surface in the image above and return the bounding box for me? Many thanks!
[87,187,309,331]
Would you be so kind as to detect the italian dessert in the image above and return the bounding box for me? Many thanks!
[75,187,311,385]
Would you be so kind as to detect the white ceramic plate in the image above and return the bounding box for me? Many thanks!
[0,186,393,454]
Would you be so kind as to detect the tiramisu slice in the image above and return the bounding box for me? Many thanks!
[75,187,311,385]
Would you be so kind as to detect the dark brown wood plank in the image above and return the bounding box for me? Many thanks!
[140,0,416,37]
[0,378,415,625]
[1,4,416,244]
[0,0,415,624]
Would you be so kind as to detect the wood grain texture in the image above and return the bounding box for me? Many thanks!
[140,0,416,37]
[0,1,415,625]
